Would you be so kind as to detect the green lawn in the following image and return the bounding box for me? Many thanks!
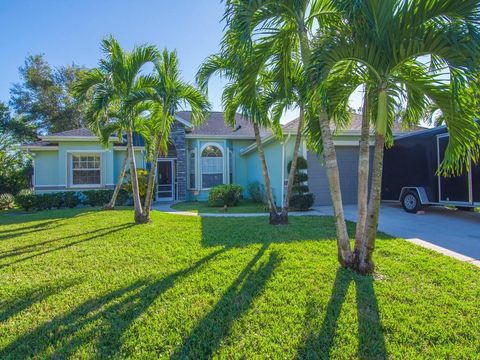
[0,209,479,359]
[171,200,268,214]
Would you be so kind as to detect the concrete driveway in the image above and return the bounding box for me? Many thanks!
[315,203,480,265]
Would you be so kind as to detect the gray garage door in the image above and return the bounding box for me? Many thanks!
[307,147,371,205]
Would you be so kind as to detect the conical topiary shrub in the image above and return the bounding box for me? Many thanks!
[287,156,314,210]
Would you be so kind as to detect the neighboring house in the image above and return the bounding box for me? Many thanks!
[23,111,421,205]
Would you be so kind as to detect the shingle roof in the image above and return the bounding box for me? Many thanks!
[282,113,426,133]
[178,111,270,137]
[47,128,96,137]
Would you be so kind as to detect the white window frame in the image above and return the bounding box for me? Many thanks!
[200,143,224,190]
[69,152,103,188]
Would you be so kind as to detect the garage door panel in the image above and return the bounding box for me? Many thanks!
[307,147,371,205]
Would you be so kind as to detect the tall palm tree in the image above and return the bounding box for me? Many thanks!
[311,0,480,273]
[74,36,158,223]
[224,0,354,264]
[132,49,210,223]
[197,42,282,221]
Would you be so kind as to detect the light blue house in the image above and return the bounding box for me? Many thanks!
[24,111,415,205]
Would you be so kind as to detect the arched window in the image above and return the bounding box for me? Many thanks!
[201,144,224,188]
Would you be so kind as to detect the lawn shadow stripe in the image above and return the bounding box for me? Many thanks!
[297,268,387,360]
[0,279,82,323]
[0,223,134,269]
[0,248,226,359]
[0,224,132,259]
[171,243,280,359]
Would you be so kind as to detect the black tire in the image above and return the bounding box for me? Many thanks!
[401,191,422,213]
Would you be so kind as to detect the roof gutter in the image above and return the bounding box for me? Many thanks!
[39,135,120,142]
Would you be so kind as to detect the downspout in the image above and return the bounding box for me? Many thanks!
[281,134,291,206]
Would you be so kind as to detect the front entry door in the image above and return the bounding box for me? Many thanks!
[157,160,174,201]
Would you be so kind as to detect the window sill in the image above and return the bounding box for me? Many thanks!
[68,184,103,189]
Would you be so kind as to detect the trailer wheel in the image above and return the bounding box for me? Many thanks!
[401,191,422,213]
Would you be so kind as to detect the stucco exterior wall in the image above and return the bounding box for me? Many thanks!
[244,140,284,206]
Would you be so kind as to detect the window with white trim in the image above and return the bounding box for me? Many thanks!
[72,154,101,185]
[201,145,223,188]
[189,150,196,189]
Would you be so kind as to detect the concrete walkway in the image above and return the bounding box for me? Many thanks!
[316,203,480,267]
[151,202,323,217]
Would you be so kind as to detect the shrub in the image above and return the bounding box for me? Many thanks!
[15,193,35,211]
[33,194,55,210]
[208,184,243,207]
[17,189,33,196]
[247,182,264,203]
[123,169,148,202]
[64,192,81,208]
[12,189,128,211]
[287,156,314,210]
[290,193,315,211]
[83,190,114,207]
[0,193,14,210]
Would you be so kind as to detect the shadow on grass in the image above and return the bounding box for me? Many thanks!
[200,216,394,249]
[171,244,279,359]
[0,223,134,269]
[297,267,387,360]
[0,279,81,323]
[0,248,226,359]
[0,207,96,225]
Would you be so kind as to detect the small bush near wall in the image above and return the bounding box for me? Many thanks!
[247,182,265,203]
[14,193,35,211]
[208,184,243,207]
[123,169,148,202]
[0,193,15,210]
[14,189,129,211]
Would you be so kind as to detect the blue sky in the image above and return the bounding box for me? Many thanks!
[0,0,362,122]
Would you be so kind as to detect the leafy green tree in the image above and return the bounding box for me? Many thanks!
[9,54,87,139]
[311,0,480,273]
[75,36,158,223]
[0,102,32,193]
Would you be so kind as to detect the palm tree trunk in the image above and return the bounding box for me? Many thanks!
[127,129,145,223]
[358,133,385,274]
[318,114,353,267]
[358,88,388,273]
[142,134,162,222]
[253,123,278,222]
[297,26,352,266]
[353,95,370,265]
[104,146,130,210]
[281,105,305,222]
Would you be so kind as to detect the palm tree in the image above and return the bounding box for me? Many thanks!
[74,36,158,223]
[132,49,210,223]
[197,42,282,221]
[311,0,480,273]
[224,0,354,264]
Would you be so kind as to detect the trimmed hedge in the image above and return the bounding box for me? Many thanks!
[208,184,243,207]
[14,189,129,211]
[290,193,315,211]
